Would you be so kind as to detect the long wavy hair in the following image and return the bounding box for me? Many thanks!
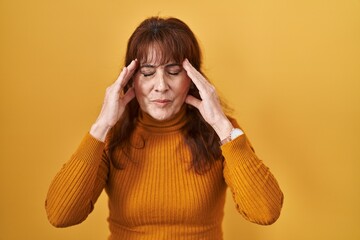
[108,17,228,173]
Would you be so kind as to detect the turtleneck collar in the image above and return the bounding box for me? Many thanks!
[136,105,188,133]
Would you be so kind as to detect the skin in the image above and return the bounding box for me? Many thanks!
[133,58,191,121]
[90,56,234,142]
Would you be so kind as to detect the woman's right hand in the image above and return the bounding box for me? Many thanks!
[90,59,138,142]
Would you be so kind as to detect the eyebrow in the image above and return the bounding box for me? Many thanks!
[140,63,181,69]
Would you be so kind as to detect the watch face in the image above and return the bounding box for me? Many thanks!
[230,128,243,140]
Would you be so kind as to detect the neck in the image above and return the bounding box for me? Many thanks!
[137,106,188,133]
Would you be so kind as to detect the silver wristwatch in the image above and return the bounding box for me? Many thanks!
[220,128,244,145]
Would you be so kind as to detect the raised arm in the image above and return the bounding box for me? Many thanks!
[183,59,283,225]
[45,134,108,227]
[45,60,138,227]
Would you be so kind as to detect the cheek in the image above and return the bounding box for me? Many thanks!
[133,79,148,108]
[177,77,191,97]
[133,77,147,96]
[133,78,140,95]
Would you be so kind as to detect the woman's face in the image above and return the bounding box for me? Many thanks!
[133,50,191,121]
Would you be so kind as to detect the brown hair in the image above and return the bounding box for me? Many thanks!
[108,17,225,173]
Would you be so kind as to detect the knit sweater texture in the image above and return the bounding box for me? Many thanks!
[45,108,283,240]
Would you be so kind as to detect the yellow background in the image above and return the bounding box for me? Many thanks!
[1,0,359,239]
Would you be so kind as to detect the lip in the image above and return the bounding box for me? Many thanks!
[151,99,172,106]
[152,99,172,103]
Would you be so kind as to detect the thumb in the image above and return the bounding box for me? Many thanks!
[185,95,201,109]
[122,87,136,105]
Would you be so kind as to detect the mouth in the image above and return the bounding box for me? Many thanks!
[151,99,172,107]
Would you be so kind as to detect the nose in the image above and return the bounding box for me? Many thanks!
[154,72,169,92]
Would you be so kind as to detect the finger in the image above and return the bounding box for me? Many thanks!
[185,95,201,109]
[182,59,209,92]
[121,59,139,89]
[114,67,127,85]
[115,59,138,87]
[122,87,135,105]
[126,58,138,72]
[123,59,138,80]
[182,59,207,84]
[183,60,216,101]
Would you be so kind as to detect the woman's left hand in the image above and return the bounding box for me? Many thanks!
[183,59,233,140]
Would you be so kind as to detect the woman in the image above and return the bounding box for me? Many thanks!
[46,17,283,239]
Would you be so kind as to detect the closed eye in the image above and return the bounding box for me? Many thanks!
[167,71,181,76]
[140,66,156,77]
[142,72,155,77]
[166,65,183,76]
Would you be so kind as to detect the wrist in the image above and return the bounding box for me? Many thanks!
[90,121,112,142]
[212,118,234,140]
[220,128,244,145]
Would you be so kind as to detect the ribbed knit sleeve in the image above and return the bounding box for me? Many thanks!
[45,133,109,227]
[222,135,284,225]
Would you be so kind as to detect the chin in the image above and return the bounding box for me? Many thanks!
[150,113,172,121]
[148,109,176,121]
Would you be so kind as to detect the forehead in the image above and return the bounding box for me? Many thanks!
[139,44,176,65]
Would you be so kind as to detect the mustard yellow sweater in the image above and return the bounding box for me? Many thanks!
[46,108,283,240]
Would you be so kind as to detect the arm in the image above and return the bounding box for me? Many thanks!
[45,134,108,227]
[46,60,138,227]
[222,132,283,225]
[183,59,283,225]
